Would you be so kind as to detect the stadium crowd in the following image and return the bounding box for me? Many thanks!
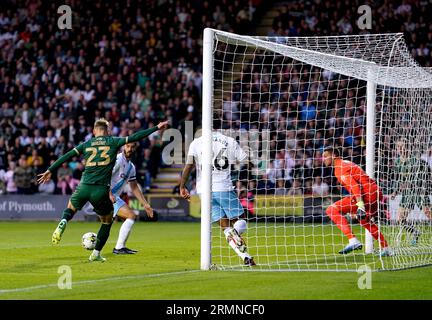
[270,0,432,67]
[220,0,432,198]
[0,0,262,195]
[0,0,430,199]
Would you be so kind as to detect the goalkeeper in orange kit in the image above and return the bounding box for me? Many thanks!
[322,147,392,256]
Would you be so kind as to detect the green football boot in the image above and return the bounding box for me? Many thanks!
[88,251,106,262]
[52,219,67,245]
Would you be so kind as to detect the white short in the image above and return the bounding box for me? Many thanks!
[211,191,244,223]
[113,195,138,218]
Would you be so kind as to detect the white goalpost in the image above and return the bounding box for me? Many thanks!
[201,28,214,271]
[365,75,377,255]
[201,28,432,271]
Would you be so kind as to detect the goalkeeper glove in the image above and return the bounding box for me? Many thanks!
[356,200,367,221]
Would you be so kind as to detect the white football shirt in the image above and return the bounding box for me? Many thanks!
[187,131,248,193]
[110,153,137,197]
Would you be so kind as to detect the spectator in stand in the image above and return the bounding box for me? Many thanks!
[57,174,80,195]
[57,162,72,184]
[239,187,255,217]
[1,161,17,194]
[287,180,303,196]
[0,137,7,170]
[148,124,165,179]
[14,158,33,194]
[269,1,431,67]
[141,148,153,193]
[3,0,428,197]
[312,176,330,197]
[421,146,432,170]
[72,161,85,181]
[264,160,280,190]
[27,149,43,168]
[30,158,44,193]
[38,176,55,194]
[0,0,261,194]
[275,179,287,196]
[0,169,5,194]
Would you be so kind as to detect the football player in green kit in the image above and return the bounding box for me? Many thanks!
[391,139,432,245]
[37,118,168,262]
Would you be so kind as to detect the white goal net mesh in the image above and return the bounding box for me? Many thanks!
[205,30,432,271]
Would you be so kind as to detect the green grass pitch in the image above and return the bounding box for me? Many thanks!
[0,221,431,299]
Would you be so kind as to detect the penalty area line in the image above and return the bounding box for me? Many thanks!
[0,269,201,294]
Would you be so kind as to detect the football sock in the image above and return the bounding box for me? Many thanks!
[61,208,75,222]
[223,227,233,238]
[326,205,355,240]
[359,219,388,248]
[228,238,249,260]
[233,219,247,235]
[115,218,135,250]
[224,228,249,260]
[95,222,113,251]
[349,237,360,245]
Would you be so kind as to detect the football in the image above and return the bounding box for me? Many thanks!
[82,232,97,250]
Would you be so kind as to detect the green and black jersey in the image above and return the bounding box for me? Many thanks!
[71,136,125,185]
[48,127,158,186]
[393,157,432,195]
[393,156,432,210]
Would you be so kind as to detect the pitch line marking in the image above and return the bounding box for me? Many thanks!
[0,269,201,294]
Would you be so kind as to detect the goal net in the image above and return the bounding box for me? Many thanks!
[201,29,432,271]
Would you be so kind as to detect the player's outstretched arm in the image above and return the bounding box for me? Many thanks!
[37,147,81,184]
[125,121,169,144]
[129,180,153,218]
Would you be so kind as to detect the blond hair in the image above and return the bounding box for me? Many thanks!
[94,118,109,130]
